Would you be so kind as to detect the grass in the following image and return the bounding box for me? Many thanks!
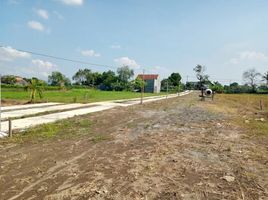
[0,117,94,144]
[207,93,268,136]
[2,88,165,104]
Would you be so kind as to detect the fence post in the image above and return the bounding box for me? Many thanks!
[259,100,263,110]
[8,118,12,137]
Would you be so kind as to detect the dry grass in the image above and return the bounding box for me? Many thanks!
[205,94,268,136]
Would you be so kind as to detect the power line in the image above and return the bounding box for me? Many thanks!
[0,45,116,69]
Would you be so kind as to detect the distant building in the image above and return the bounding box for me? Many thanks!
[137,74,161,93]
[14,76,28,85]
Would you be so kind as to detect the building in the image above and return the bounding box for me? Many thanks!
[137,74,161,93]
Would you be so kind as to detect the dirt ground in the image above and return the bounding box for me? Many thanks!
[0,92,267,200]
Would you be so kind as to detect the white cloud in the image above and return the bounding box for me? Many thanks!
[81,50,101,57]
[31,59,57,77]
[239,51,267,61]
[35,9,49,20]
[53,11,64,20]
[110,44,121,49]
[59,0,83,6]
[27,20,45,31]
[230,51,268,64]
[114,57,140,69]
[32,59,55,70]
[0,46,31,61]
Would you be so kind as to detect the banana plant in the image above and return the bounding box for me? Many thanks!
[24,78,44,103]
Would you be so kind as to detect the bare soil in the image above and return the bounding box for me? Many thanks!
[0,93,267,200]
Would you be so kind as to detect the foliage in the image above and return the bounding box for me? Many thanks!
[1,75,16,85]
[161,72,182,92]
[193,64,209,89]
[2,88,163,103]
[224,82,252,94]
[242,68,261,93]
[117,66,134,83]
[72,68,91,85]
[132,77,146,91]
[262,71,268,86]
[210,81,224,93]
[24,78,45,102]
[48,71,71,88]
[168,73,182,86]
[99,70,118,90]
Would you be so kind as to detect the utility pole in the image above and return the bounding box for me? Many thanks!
[0,74,6,136]
[140,69,145,104]
[186,75,189,90]
[166,80,169,99]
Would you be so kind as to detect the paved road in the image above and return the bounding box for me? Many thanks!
[0,91,192,137]
[1,102,62,112]
[1,103,95,120]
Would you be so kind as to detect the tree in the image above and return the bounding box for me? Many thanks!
[117,66,134,83]
[101,70,118,90]
[24,78,44,103]
[193,64,209,89]
[48,71,70,88]
[72,69,102,87]
[168,73,182,87]
[161,78,171,91]
[210,81,224,93]
[72,69,91,85]
[262,71,268,86]
[243,68,261,92]
[132,77,146,92]
[1,75,16,85]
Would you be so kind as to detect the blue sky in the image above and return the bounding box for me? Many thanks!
[1,0,268,84]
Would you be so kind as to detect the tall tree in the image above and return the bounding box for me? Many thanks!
[243,68,261,92]
[262,71,268,86]
[72,69,91,85]
[48,71,70,87]
[101,70,118,90]
[193,64,209,90]
[168,73,182,87]
[117,66,134,83]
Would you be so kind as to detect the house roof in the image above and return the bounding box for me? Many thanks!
[137,74,159,80]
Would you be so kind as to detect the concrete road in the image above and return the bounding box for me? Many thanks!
[0,91,192,137]
[1,102,62,112]
[2,103,96,120]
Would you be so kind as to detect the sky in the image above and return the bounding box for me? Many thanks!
[1,0,268,84]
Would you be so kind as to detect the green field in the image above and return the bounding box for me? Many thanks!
[1,88,165,103]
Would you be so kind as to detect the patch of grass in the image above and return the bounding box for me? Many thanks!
[2,88,165,103]
[206,94,268,136]
[0,117,93,144]
[91,135,111,143]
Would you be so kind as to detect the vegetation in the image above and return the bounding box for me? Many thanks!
[24,78,45,103]
[262,71,268,86]
[185,66,268,94]
[207,93,268,136]
[1,75,17,85]
[1,117,93,143]
[1,88,163,103]
[242,68,261,93]
[193,64,209,89]
[161,72,183,92]
[48,71,71,89]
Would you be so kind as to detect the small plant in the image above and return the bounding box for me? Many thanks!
[24,78,44,103]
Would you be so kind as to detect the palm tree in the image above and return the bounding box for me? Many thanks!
[262,71,268,86]
[24,78,44,103]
